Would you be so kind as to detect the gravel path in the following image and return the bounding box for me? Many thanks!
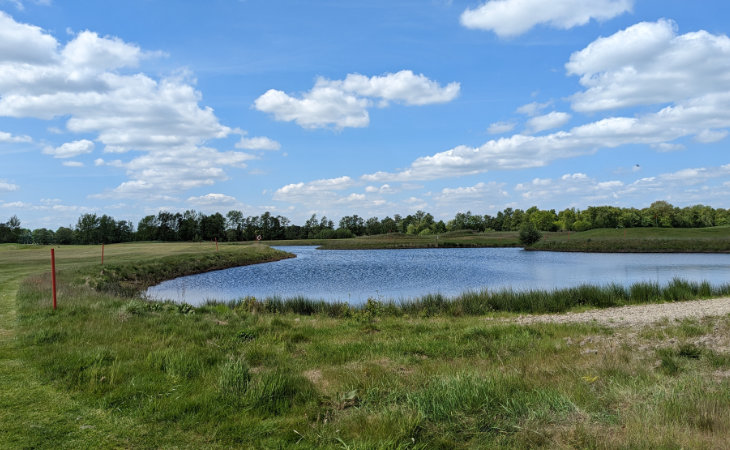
[512,297,730,327]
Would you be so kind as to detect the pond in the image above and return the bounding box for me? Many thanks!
[145,246,730,305]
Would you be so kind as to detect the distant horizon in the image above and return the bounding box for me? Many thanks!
[4,200,728,235]
[2,1,730,230]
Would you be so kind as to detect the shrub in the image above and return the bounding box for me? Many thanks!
[518,222,542,246]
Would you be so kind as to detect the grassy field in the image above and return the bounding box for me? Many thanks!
[265,226,730,253]
[530,226,730,253]
[2,242,730,448]
[266,230,522,249]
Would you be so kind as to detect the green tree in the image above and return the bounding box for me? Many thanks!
[518,221,542,246]
[75,213,102,244]
[55,226,74,244]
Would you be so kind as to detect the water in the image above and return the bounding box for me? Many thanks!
[146,246,730,305]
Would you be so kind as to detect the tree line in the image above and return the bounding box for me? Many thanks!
[2,201,730,245]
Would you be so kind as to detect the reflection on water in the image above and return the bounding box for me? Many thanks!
[146,246,730,305]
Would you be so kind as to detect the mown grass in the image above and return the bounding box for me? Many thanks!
[4,243,730,447]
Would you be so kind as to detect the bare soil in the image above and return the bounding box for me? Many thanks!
[511,297,730,327]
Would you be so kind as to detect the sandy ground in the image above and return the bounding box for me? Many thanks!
[512,297,730,327]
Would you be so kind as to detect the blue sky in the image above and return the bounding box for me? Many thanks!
[2,0,730,229]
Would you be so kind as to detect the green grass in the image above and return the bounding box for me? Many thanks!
[531,226,730,253]
[267,230,522,249]
[2,243,730,448]
[263,226,730,253]
[219,279,730,317]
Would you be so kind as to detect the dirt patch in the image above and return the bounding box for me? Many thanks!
[512,297,730,327]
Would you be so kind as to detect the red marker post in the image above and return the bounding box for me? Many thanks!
[51,248,57,310]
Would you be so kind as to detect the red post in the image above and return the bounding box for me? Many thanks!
[51,248,57,310]
[215,237,219,252]
[101,244,105,265]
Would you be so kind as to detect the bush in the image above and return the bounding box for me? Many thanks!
[518,222,542,246]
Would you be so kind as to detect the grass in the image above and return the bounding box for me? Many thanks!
[267,230,522,249]
[264,226,730,253]
[2,242,730,447]
[531,226,730,253]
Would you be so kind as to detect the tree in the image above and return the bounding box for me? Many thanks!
[339,215,365,236]
[518,221,542,246]
[55,226,74,244]
[365,217,382,235]
[200,213,226,241]
[137,215,158,241]
[76,213,101,244]
[32,228,54,245]
[178,210,200,241]
[226,210,244,241]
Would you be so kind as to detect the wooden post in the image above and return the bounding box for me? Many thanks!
[215,237,219,252]
[101,244,105,265]
[51,248,57,310]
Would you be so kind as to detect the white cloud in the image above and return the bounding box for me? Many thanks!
[695,129,728,144]
[568,19,730,112]
[254,70,459,129]
[273,176,356,202]
[487,121,516,134]
[362,22,730,184]
[0,11,57,64]
[0,180,19,192]
[235,132,281,151]
[460,0,633,37]
[512,165,730,206]
[651,142,685,152]
[365,184,396,194]
[516,101,551,116]
[434,181,508,203]
[62,161,84,167]
[337,71,461,106]
[526,111,571,133]
[0,130,31,143]
[187,193,239,207]
[0,13,249,198]
[43,139,94,158]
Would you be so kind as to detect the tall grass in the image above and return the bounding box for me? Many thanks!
[224,278,730,317]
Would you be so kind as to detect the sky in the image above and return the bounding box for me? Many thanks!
[2,0,730,230]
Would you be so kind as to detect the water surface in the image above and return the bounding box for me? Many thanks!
[146,246,730,305]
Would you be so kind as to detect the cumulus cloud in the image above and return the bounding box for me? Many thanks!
[567,19,730,112]
[0,11,57,63]
[651,142,684,152]
[460,0,633,37]
[187,193,239,207]
[513,165,730,206]
[516,101,551,116]
[487,121,516,134]
[0,12,256,197]
[526,111,571,133]
[695,129,728,144]
[362,22,730,183]
[273,176,356,202]
[254,70,460,129]
[434,181,508,203]
[61,161,84,167]
[43,139,94,158]
[0,180,19,192]
[0,130,31,143]
[365,184,396,194]
[235,132,281,151]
